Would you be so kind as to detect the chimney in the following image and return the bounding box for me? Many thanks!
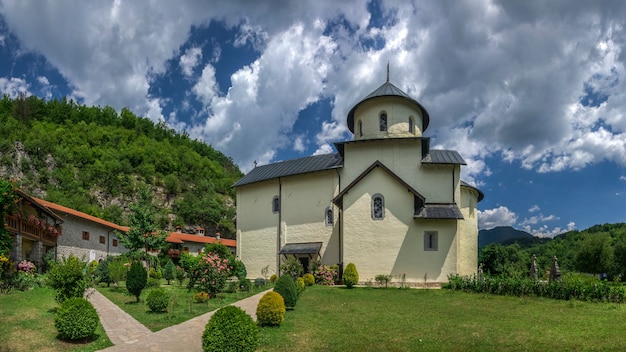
[216,232,221,240]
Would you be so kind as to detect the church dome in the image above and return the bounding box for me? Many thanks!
[347,79,430,137]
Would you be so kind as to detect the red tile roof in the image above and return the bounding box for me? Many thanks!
[165,232,236,248]
[33,197,130,232]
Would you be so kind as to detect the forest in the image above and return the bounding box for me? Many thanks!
[480,222,626,279]
[0,94,242,237]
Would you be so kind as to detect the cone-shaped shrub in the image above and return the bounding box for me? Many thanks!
[202,306,258,352]
[54,297,99,341]
[303,273,315,286]
[295,277,305,296]
[343,263,359,288]
[256,291,286,326]
[126,261,147,302]
[274,274,298,309]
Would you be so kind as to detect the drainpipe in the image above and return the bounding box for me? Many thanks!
[335,169,343,277]
[277,178,282,276]
[451,166,456,203]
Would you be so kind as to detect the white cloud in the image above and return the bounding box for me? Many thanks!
[180,47,203,77]
[478,206,518,230]
[528,205,540,213]
[523,221,576,238]
[193,64,219,106]
[520,214,559,227]
[620,176,626,181]
[0,77,29,98]
[313,143,334,156]
[293,136,306,152]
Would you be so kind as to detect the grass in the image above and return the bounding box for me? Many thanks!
[98,280,270,331]
[0,286,112,352]
[258,285,626,351]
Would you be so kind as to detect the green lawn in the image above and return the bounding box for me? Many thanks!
[97,281,270,331]
[0,287,112,352]
[258,286,626,352]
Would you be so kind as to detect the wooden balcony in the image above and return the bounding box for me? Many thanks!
[4,214,61,245]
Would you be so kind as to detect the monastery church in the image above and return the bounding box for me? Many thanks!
[234,73,484,284]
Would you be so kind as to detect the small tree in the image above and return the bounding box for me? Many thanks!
[163,259,175,285]
[47,255,90,303]
[342,262,359,288]
[108,258,128,286]
[274,274,298,309]
[96,257,114,287]
[126,261,147,303]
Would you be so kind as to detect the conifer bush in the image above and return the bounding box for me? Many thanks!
[126,261,147,302]
[343,262,359,288]
[256,291,286,326]
[146,288,170,312]
[274,274,298,309]
[202,306,258,352]
[54,297,99,341]
[163,259,175,285]
[303,273,315,286]
[295,277,305,296]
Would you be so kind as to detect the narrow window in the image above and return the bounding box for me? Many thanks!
[379,112,387,131]
[82,231,90,241]
[325,206,334,226]
[409,117,414,134]
[424,231,438,251]
[272,195,280,213]
[99,236,105,244]
[112,239,118,247]
[371,194,385,220]
[359,120,363,137]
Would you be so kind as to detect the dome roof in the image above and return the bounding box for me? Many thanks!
[346,80,430,133]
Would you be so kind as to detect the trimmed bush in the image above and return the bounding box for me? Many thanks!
[202,306,258,352]
[270,274,278,283]
[303,273,315,286]
[54,297,99,341]
[194,291,209,303]
[254,277,266,287]
[149,267,163,280]
[147,277,161,288]
[274,274,298,309]
[146,288,170,312]
[295,277,305,297]
[256,291,286,326]
[343,263,359,288]
[127,261,147,302]
[47,255,90,303]
[239,277,251,292]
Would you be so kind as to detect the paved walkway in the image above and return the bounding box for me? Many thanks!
[87,288,269,352]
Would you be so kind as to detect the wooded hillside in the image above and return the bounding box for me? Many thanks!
[0,94,242,238]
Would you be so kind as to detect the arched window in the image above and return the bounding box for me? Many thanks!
[359,120,363,137]
[379,112,387,131]
[272,195,280,213]
[325,206,333,226]
[409,116,414,134]
[371,193,385,220]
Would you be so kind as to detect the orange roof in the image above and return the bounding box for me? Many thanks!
[165,232,236,248]
[33,197,129,232]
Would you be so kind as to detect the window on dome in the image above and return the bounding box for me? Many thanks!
[379,113,387,131]
[409,117,414,134]
[272,195,280,213]
[371,194,385,220]
[359,120,363,137]
[325,206,333,226]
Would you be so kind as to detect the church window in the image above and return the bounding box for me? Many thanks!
[272,195,280,213]
[325,206,333,226]
[424,231,438,251]
[371,194,385,220]
[359,120,363,137]
[379,112,387,131]
[409,116,414,134]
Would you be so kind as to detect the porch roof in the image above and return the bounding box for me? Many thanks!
[279,242,323,255]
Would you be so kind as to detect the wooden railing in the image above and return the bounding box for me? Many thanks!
[4,214,62,243]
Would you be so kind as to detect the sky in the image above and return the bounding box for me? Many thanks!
[1,0,626,236]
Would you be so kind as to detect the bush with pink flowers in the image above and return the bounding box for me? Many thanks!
[187,253,232,296]
[313,264,337,285]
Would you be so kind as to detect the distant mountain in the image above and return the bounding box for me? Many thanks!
[478,226,534,249]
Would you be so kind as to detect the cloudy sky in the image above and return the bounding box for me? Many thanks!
[1,0,626,236]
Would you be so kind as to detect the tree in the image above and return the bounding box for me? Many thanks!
[117,186,166,258]
[575,233,614,275]
[163,259,175,285]
[126,261,147,303]
[47,255,90,303]
[0,178,20,256]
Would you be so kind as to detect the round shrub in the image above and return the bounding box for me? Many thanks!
[202,306,258,352]
[295,277,305,296]
[149,267,163,279]
[303,273,315,286]
[256,291,285,326]
[55,297,99,341]
[274,274,298,309]
[147,277,161,288]
[254,277,266,287]
[194,291,209,303]
[269,274,278,283]
[239,277,252,292]
[342,263,359,288]
[146,288,170,312]
[126,261,147,302]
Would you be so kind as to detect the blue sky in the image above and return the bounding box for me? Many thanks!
[1,0,626,236]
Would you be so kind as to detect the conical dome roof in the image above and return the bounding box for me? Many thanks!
[346,80,430,133]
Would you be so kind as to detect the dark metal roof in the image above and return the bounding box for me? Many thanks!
[347,81,431,134]
[422,150,467,165]
[460,180,485,202]
[232,153,343,187]
[414,204,464,219]
[279,242,323,255]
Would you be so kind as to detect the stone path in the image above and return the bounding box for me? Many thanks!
[87,288,269,352]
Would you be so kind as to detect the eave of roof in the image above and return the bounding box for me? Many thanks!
[17,190,64,222]
[414,203,464,219]
[165,232,236,247]
[422,150,467,165]
[233,153,343,187]
[279,242,323,255]
[347,81,431,134]
[460,180,485,202]
[33,197,129,231]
